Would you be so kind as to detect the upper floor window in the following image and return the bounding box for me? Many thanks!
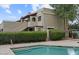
[38,16,41,21]
[26,20,30,22]
[32,17,36,22]
[27,18,30,22]
[23,18,30,22]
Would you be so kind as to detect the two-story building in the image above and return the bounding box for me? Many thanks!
[19,8,64,31]
[1,8,65,32]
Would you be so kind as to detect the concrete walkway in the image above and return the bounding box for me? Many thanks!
[0,39,79,55]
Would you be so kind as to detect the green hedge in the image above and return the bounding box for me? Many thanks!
[0,31,47,45]
[49,29,65,41]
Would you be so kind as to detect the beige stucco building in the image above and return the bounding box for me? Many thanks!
[1,8,65,32]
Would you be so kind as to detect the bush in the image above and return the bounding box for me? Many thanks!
[0,31,47,45]
[49,29,65,41]
[0,32,14,44]
[72,33,78,39]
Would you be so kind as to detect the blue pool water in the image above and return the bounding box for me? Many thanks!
[11,45,79,55]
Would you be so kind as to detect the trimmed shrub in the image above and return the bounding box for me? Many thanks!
[0,32,14,44]
[49,29,65,41]
[0,31,47,45]
[13,31,47,43]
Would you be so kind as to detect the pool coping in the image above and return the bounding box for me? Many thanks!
[11,45,79,49]
[1,39,79,55]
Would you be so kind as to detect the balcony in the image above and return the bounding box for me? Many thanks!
[28,21,37,27]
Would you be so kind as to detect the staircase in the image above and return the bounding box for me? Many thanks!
[3,22,28,32]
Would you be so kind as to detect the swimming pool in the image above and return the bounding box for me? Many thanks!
[11,45,79,55]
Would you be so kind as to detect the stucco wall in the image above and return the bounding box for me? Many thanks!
[37,11,43,26]
[43,13,64,31]
[0,23,3,29]
[41,8,64,31]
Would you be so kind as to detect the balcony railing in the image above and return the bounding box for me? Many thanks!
[28,21,37,27]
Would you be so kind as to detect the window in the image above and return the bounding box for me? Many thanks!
[38,16,41,21]
[32,17,36,22]
[27,18,30,22]
[23,18,30,22]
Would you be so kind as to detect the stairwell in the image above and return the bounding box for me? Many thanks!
[3,22,28,32]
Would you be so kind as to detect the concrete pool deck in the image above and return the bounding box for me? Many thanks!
[0,38,79,55]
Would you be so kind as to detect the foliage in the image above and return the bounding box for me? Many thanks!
[50,4,78,21]
[0,31,47,45]
[49,29,65,41]
[69,23,79,29]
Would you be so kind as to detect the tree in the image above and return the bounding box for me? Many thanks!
[69,23,79,29]
[50,4,79,38]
